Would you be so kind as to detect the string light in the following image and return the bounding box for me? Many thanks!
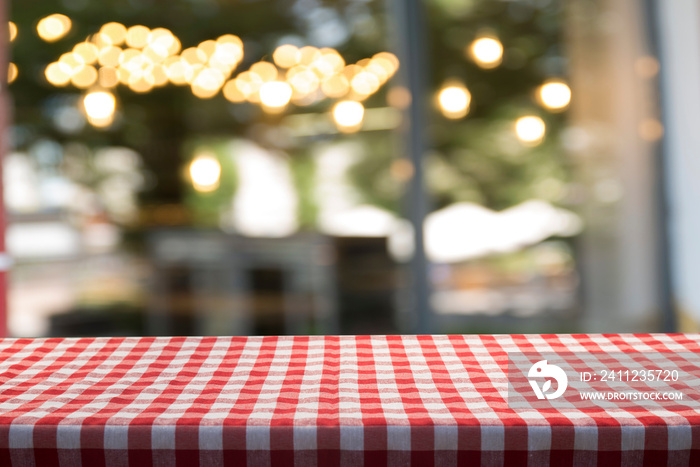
[46,25,400,118]
[259,81,293,110]
[99,22,127,46]
[250,62,278,82]
[321,75,350,98]
[223,79,246,102]
[273,44,301,68]
[190,153,221,192]
[515,116,546,145]
[71,65,98,88]
[45,62,71,86]
[73,42,99,65]
[468,36,503,69]
[332,100,364,132]
[125,25,150,49]
[437,83,471,119]
[98,66,119,88]
[538,81,571,111]
[191,68,226,98]
[83,91,117,127]
[7,63,18,84]
[8,21,17,42]
[37,14,72,42]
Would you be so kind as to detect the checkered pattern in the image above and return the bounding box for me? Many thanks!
[0,334,699,466]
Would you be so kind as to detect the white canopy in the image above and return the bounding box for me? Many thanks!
[320,200,582,263]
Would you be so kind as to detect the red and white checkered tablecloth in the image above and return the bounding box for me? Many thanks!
[0,334,699,466]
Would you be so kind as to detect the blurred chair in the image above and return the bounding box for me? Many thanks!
[148,230,338,336]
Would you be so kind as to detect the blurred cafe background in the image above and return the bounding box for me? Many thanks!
[1,0,698,338]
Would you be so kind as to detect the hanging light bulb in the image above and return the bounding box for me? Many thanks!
[468,36,503,69]
[538,80,571,111]
[437,83,471,119]
[36,14,72,42]
[83,90,116,127]
[259,81,293,111]
[332,100,364,132]
[515,116,546,145]
[189,152,221,192]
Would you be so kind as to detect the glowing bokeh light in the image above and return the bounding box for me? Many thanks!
[232,76,252,98]
[98,66,119,88]
[166,58,189,85]
[73,42,99,65]
[181,47,207,66]
[71,65,98,88]
[387,86,412,109]
[45,62,71,86]
[438,84,471,119]
[190,153,222,192]
[191,68,226,98]
[214,34,243,68]
[99,22,127,46]
[374,52,399,70]
[97,46,122,67]
[259,81,293,109]
[287,67,319,95]
[223,80,246,102]
[211,38,243,68]
[273,44,301,68]
[539,81,571,110]
[469,36,503,69]
[233,71,263,99]
[7,63,18,84]
[299,46,321,66]
[216,34,243,48]
[58,53,84,75]
[83,91,117,127]
[332,100,364,132]
[350,71,380,96]
[250,62,278,82]
[37,14,72,42]
[144,29,180,61]
[342,64,361,81]
[130,77,154,93]
[152,64,168,86]
[368,56,395,79]
[321,74,350,98]
[320,49,345,73]
[45,29,399,114]
[9,21,17,42]
[197,40,217,61]
[515,116,546,144]
[126,25,150,48]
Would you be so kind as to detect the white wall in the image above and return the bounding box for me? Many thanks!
[568,0,662,331]
[657,0,700,329]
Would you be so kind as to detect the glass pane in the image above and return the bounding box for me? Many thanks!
[5,0,665,336]
[7,0,404,337]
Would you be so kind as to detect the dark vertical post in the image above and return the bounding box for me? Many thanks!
[0,0,9,337]
[393,0,433,334]
[643,0,677,333]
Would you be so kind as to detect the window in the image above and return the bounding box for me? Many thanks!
[3,0,676,337]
